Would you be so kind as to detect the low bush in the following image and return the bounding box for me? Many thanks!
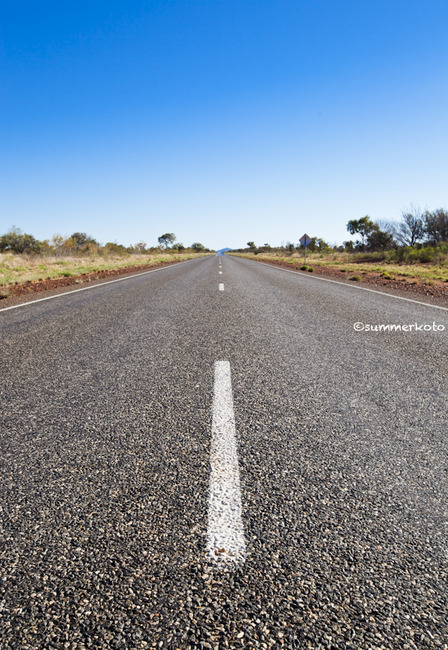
[386,245,438,264]
[419,247,435,263]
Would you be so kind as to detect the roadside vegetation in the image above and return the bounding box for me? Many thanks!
[0,228,212,293]
[231,207,448,287]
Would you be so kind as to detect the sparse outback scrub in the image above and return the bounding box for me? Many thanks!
[0,251,210,290]
[230,250,448,286]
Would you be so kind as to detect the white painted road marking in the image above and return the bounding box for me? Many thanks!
[255,260,448,312]
[219,271,223,274]
[207,361,246,569]
[219,283,224,291]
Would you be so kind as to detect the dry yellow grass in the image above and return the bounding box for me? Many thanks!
[233,252,448,285]
[0,252,210,288]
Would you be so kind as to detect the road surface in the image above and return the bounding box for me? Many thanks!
[1,255,447,648]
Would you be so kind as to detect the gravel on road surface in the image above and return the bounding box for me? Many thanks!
[1,255,446,648]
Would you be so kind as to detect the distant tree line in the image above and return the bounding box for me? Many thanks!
[233,206,448,263]
[233,238,331,255]
[344,207,448,251]
[342,208,448,263]
[0,227,211,256]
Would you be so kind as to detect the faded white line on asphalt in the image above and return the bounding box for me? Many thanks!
[253,260,448,312]
[219,283,224,291]
[0,262,193,313]
[219,271,223,274]
[207,361,246,570]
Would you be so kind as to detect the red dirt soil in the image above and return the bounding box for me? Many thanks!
[1,259,184,299]
[255,257,448,301]
[2,256,447,304]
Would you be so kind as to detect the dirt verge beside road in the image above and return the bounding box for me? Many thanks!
[243,256,448,303]
[0,258,185,301]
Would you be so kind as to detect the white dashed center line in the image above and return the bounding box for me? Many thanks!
[219,283,224,291]
[207,361,246,570]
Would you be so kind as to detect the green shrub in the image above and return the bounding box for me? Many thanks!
[351,251,385,263]
[384,249,397,263]
[307,267,314,272]
[386,245,436,264]
[418,247,434,263]
[300,265,308,271]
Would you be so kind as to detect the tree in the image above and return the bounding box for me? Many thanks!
[0,226,41,254]
[316,238,330,252]
[62,236,78,256]
[424,209,448,243]
[346,216,375,251]
[70,232,97,251]
[133,241,147,254]
[304,237,318,252]
[247,241,256,249]
[51,234,65,256]
[395,207,425,246]
[39,239,53,256]
[366,226,394,251]
[103,242,127,256]
[376,219,398,239]
[191,242,205,252]
[158,233,176,249]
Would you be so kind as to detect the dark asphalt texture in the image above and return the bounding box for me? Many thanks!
[1,255,447,649]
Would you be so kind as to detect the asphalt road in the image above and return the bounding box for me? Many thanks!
[1,255,447,649]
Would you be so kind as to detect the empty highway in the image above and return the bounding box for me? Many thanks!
[1,255,447,648]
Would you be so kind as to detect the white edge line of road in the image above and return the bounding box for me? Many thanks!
[0,261,192,313]
[252,259,448,312]
[219,283,224,291]
[207,361,246,570]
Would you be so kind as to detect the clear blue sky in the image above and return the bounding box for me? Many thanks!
[1,0,447,250]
